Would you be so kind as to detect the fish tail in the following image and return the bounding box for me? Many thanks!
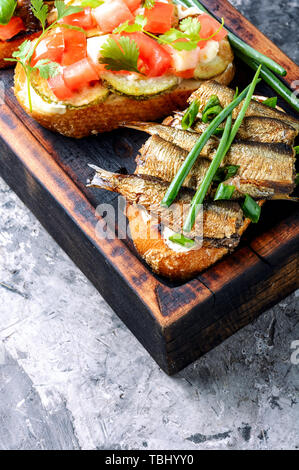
[120,121,155,135]
[87,165,121,192]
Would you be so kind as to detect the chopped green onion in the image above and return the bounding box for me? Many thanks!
[234,50,299,114]
[168,233,195,247]
[184,112,233,232]
[202,105,223,123]
[213,165,240,183]
[241,194,261,223]
[176,0,287,77]
[294,146,299,155]
[181,100,200,130]
[201,95,223,123]
[263,96,277,108]
[161,81,260,208]
[184,65,261,232]
[214,183,235,201]
[213,127,224,136]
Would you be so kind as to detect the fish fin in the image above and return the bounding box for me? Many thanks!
[87,166,119,192]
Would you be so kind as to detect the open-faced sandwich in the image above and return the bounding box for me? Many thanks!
[13,0,235,137]
[0,0,55,68]
[89,79,299,280]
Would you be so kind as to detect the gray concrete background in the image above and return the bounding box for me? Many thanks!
[0,0,298,450]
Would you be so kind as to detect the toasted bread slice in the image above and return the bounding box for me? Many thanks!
[126,203,252,281]
[14,61,235,138]
[0,32,40,68]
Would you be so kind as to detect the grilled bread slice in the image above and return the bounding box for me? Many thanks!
[14,61,235,138]
[126,203,252,281]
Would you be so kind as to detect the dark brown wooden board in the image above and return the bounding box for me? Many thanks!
[0,0,298,374]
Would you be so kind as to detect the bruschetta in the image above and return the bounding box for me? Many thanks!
[13,0,235,137]
[0,0,55,68]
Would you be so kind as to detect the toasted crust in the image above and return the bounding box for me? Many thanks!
[126,204,252,280]
[14,62,235,138]
[0,32,40,69]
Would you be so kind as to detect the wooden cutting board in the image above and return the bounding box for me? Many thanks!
[0,0,298,374]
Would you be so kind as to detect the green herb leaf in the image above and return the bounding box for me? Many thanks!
[33,59,60,79]
[58,22,87,34]
[80,0,104,7]
[31,0,49,30]
[11,39,33,61]
[201,95,223,123]
[213,165,239,183]
[55,0,83,21]
[114,15,147,33]
[214,183,235,201]
[181,100,200,130]
[142,0,155,9]
[241,194,261,223]
[263,96,277,108]
[294,146,299,155]
[179,17,201,40]
[168,233,195,247]
[99,36,140,74]
[0,0,17,25]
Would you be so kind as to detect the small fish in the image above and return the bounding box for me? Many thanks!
[88,165,245,247]
[123,121,218,156]
[137,135,296,198]
[190,81,299,131]
[164,112,298,145]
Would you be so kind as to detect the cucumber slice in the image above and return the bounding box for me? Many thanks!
[31,72,109,109]
[102,72,179,100]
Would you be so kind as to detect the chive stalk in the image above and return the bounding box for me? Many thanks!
[184,65,262,232]
[161,81,260,208]
[183,112,233,232]
[234,50,299,114]
[168,233,195,247]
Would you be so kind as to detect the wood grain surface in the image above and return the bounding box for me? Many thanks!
[0,0,298,374]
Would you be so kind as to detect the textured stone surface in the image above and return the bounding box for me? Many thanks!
[0,0,298,451]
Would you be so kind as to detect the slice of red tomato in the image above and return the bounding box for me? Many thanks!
[92,0,134,33]
[63,58,99,91]
[0,16,25,41]
[48,74,73,100]
[198,14,227,42]
[122,0,141,11]
[122,32,172,77]
[31,29,65,67]
[60,29,87,66]
[58,7,97,30]
[144,2,174,34]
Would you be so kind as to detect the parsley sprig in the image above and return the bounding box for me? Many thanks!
[5,0,84,111]
[99,36,141,74]
[113,15,225,52]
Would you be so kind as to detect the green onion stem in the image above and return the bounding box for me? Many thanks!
[161,81,260,208]
[183,112,233,232]
[184,65,262,232]
[176,0,287,77]
[224,64,262,151]
[234,50,299,114]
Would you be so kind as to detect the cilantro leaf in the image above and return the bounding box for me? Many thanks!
[80,0,104,7]
[11,40,34,62]
[55,0,83,21]
[33,59,60,79]
[99,36,140,74]
[142,0,155,9]
[114,15,147,33]
[31,0,49,30]
[179,17,201,40]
